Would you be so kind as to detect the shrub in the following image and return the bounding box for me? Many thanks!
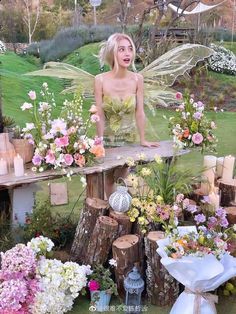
[208,43,236,75]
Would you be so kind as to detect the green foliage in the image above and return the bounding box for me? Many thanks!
[23,200,76,249]
[89,264,118,295]
[2,115,16,128]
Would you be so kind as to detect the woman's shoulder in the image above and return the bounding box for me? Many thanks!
[128,71,143,82]
[95,72,111,82]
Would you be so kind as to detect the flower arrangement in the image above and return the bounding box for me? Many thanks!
[0,236,91,314]
[126,156,197,233]
[168,92,217,152]
[0,40,6,54]
[88,264,118,297]
[208,43,236,76]
[21,83,104,172]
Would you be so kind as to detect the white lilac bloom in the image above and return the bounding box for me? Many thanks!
[21,102,33,111]
[50,119,67,135]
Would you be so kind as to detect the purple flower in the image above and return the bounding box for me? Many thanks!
[32,154,43,166]
[207,216,218,229]
[216,207,226,219]
[194,213,206,224]
[192,132,204,145]
[193,112,202,120]
[220,218,229,228]
[186,204,197,214]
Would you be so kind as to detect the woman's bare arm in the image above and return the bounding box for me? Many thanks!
[94,75,105,138]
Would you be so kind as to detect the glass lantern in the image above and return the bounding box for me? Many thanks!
[124,266,144,313]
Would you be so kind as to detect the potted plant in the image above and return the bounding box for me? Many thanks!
[11,125,34,164]
[88,264,118,312]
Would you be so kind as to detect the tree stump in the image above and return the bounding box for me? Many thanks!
[85,216,118,266]
[70,197,109,262]
[225,207,236,225]
[112,234,141,297]
[145,231,179,306]
[109,210,132,237]
[219,179,236,207]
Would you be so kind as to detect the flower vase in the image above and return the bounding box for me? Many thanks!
[0,133,16,168]
[11,139,34,164]
[90,290,111,312]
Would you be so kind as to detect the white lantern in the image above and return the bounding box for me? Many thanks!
[109,178,132,213]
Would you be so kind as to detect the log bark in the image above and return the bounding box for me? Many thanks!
[145,231,179,306]
[219,180,236,207]
[85,216,118,266]
[109,210,132,237]
[225,207,236,225]
[86,173,104,199]
[70,197,109,262]
[112,234,141,297]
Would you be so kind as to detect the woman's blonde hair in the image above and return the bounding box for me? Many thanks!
[98,33,136,71]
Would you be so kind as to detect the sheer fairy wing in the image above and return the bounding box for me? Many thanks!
[25,62,95,96]
[141,44,214,106]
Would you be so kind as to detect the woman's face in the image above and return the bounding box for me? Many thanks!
[115,38,134,69]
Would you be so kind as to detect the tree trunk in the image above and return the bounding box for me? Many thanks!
[112,234,141,297]
[70,197,109,262]
[145,231,179,306]
[219,180,236,207]
[109,210,132,237]
[85,216,118,266]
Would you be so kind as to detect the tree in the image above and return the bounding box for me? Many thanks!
[119,0,132,33]
[22,0,41,44]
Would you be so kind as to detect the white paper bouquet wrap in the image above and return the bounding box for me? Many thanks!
[157,237,236,314]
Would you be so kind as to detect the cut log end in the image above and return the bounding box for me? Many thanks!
[113,234,139,249]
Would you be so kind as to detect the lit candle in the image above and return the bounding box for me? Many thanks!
[222,155,235,182]
[14,154,24,177]
[0,158,8,175]
[201,155,217,195]
[216,157,224,178]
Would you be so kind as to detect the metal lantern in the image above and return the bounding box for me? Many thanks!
[108,178,132,213]
[124,266,144,313]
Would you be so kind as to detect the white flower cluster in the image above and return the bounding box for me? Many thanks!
[31,258,91,314]
[0,41,6,54]
[208,43,236,75]
[27,236,54,254]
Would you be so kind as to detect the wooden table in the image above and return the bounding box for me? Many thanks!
[0,141,189,225]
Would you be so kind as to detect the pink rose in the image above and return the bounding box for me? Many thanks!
[89,105,98,114]
[175,92,182,100]
[192,132,204,145]
[55,136,69,147]
[64,154,73,166]
[45,150,56,164]
[88,280,100,291]
[28,90,36,100]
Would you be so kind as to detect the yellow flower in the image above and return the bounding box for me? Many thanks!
[138,216,148,225]
[131,198,141,207]
[131,207,139,218]
[154,154,163,164]
[127,174,138,188]
[136,153,147,161]
[126,157,135,167]
[146,202,156,217]
[140,167,152,176]
[156,195,163,203]
[130,217,136,222]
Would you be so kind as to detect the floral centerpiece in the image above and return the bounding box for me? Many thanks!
[88,264,118,311]
[157,203,236,314]
[21,83,104,173]
[0,236,91,314]
[168,92,217,152]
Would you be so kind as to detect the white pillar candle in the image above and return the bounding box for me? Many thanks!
[222,155,235,182]
[216,157,224,178]
[0,158,8,175]
[200,155,217,195]
[14,154,24,177]
[208,191,220,210]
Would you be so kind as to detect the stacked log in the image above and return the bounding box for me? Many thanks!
[145,231,179,306]
[109,210,132,237]
[219,179,236,207]
[70,197,109,262]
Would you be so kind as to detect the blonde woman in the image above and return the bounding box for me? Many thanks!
[94,33,159,197]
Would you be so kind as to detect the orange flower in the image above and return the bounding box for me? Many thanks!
[74,153,85,167]
[183,128,190,138]
[90,144,105,158]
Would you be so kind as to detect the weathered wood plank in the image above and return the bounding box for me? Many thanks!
[0,141,189,189]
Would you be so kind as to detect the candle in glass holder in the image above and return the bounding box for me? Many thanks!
[216,157,224,178]
[222,155,235,182]
[14,154,24,177]
[200,155,217,195]
[0,158,8,175]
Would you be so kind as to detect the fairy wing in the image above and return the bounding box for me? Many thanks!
[25,62,95,96]
[140,43,214,106]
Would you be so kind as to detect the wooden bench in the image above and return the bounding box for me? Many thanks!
[0,141,189,225]
[155,27,195,43]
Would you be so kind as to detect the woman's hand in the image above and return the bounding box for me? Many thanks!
[140,140,160,147]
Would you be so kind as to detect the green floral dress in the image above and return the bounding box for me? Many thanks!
[103,95,137,147]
